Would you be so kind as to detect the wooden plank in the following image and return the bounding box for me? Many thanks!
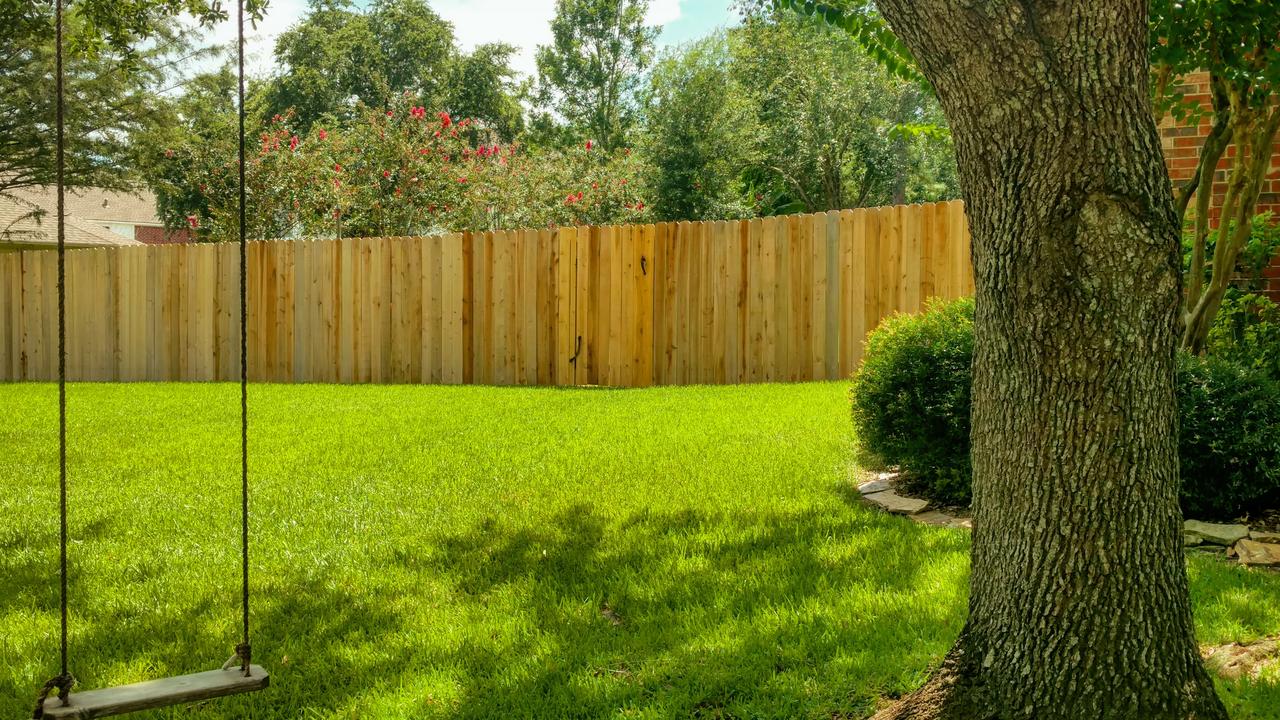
[952,201,974,296]
[696,221,713,384]
[292,240,310,383]
[747,215,762,381]
[367,238,384,383]
[901,203,923,314]
[842,210,867,376]
[489,230,509,385]
[656,223,676,385]
[425,235,441,384]
[575,225,593,385]
[710,221,726,384]
[198,243,217,381]
[619,225,635,386]
[0,253,13,381]
[606,225,623,386]
[824,211,841,380]
[810,212,829,381]
[535,228,553,386]
[461,232,477,385]
[441,233,465,384]
[41,666,269,719]
[338,237,355,383]
[635,223,655,387]
[554,227,576,386]
[520,229,539,386]
[785,214,803,381]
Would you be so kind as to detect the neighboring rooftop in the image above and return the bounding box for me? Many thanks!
[0,193,143,250]
[10,185,165,226]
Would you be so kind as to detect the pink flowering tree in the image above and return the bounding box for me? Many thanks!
[155,93,650,241]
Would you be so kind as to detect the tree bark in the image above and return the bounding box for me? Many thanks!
[869,2,1227,718]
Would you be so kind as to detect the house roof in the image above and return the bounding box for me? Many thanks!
[0,194,144,249]
[11,185,165,226]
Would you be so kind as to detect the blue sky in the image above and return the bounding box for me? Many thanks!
[205,1,740,80]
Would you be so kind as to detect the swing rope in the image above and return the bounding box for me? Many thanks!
[235,0,253,676]
[32,1,74,716]
[33,0,254,714]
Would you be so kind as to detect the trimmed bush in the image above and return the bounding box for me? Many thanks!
[850,297,973,504]
[1175,353,1280,519]
[852,297,1280,518]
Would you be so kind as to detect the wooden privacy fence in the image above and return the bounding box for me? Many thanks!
[0,201,973,387]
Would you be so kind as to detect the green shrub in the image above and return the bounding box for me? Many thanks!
[850,297,973,504]
[1206,291,1280,381]
[1175,353,1280,519]
[851,297,1280,518]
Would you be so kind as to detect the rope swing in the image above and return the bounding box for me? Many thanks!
[32,1,269,716]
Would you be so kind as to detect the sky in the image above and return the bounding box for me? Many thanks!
[198,0,738,81]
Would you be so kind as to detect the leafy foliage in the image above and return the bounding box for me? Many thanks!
[1207,292,1280,382]
[261,0,523,138]
[850,298,974,505]
[154,92,650,240]
[764,0,925,88]
[853,299,1280,518]
[638,35,760,221]
[640,13,958,221]
[534,0,659,150]
[1182,212,1280,294]
[1148,0,1280,352]
[0,3,213,200]
[1176,353,1280,519]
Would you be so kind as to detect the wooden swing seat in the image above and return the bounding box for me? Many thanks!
[40,666,269,719]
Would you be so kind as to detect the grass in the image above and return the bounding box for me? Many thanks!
[0,382,1277,719]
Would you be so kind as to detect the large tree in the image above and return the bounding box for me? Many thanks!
[0,3,209,198]
[786,1,1228,717]
[534,0,658,150]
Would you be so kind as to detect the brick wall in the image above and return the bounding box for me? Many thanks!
[1158,71,1280,301]
[136,225,190,245]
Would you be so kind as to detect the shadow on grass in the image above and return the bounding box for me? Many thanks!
[393,499,970,719]
[6,491,1279,719]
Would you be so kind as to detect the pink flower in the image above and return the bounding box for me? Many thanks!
[410,106,426,119]
[636,202,645,211]
[186,215,198,229]
[457,176,468,184]
[383,170,391,179]
[419,148,430,155]
[318,129,328,141]
[386,109,394,117]
[585,140,593,151]
[289,135,299,151]
[334,163,342,172]
[438,112,452,128]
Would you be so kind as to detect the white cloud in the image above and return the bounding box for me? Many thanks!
[181,0,684,84]
[182,0,308,79]
[434,0,684,80]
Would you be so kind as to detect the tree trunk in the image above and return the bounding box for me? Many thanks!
[869,2,1227,718]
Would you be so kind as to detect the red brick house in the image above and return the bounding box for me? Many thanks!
[1157,71,1280,301]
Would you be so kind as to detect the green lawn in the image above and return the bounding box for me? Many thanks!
[1,382,1278,719]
